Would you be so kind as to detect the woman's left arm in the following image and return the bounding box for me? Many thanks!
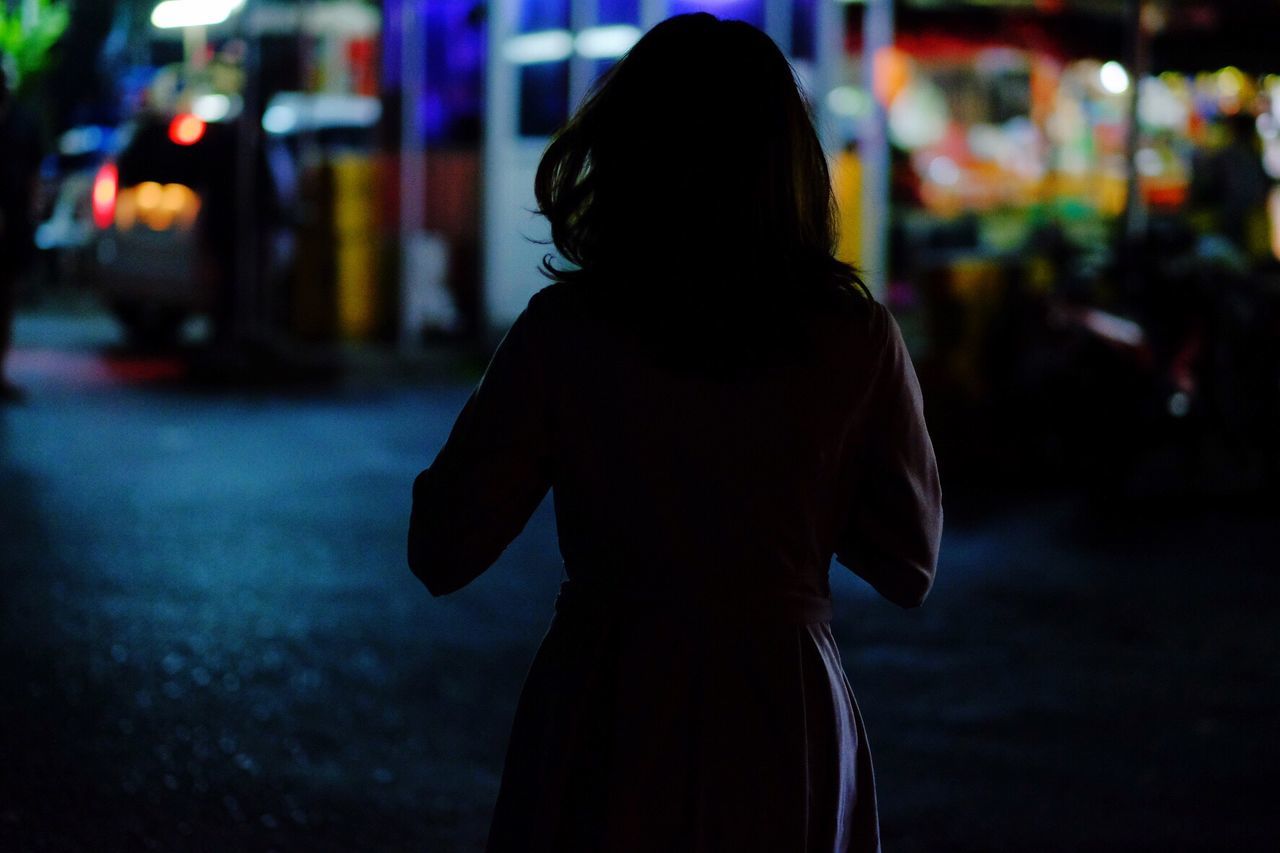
[408,294,554,596]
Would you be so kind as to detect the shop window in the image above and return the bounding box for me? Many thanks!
[426,1,486,145]
[597,0,640,26]
[511,0,572,138]
[792,0,815,60]
[519,62,571,137]
[519,0,571,33]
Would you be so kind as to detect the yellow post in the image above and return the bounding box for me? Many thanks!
[332,154,381,340]
[832,148,863,270]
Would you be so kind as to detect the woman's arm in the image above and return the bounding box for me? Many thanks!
[834,304,943,608]
[408,294,554,597]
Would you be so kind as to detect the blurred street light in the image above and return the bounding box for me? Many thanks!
[1100,60,1131,94]
[193,92,238,122]
[150,0,246,30]
[501,31,574,65]
[151,0,248,72]
[575,25,642,59]
[827,85,872,119]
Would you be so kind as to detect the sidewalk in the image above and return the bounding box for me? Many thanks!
[8,306,489,395]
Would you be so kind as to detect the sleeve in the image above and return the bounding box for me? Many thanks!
[407,297,554,597]
[834,304,943,608]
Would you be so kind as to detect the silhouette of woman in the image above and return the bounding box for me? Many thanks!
[408,14,942,852]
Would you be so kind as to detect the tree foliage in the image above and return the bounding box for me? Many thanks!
[0,0,71,86]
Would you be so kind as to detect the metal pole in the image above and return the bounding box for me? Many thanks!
[399,0,427,348]
[1121,0,1151,244]
[234,0,263,345]
[569,0,595,108]
[860,0,893,300]
[183,25,208,71]
[763,0,793,52]
[814,0,843,153]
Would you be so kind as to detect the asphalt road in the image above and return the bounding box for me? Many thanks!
[2,313,1276,852]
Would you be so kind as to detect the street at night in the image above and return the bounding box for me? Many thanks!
[2,314,1275,851]
[5,0,1280,850]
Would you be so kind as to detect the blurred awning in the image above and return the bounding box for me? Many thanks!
[846,1,1125,62]
[845,1,1280,73]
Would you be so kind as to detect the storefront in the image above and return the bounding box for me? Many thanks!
[480,0,842,327]
[831,4,1280,283]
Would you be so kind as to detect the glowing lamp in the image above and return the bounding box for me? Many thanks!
[169,113,206,146]
[1100,61,1130,95]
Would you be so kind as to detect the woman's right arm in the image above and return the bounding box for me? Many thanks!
[834,304,943,608]
[407,295,554,597]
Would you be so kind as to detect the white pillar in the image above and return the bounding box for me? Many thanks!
[859,0,893,300]
[399,0,456,346]
[814,0,844,153]
[763,0,793,50]
[639,0,666,30]
[571,0,597,107]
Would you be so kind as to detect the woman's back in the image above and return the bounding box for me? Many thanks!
[537,281,936,605]
[408,280,941,852]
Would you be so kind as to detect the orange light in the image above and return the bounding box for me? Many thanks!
[168,113,206,146]
[872,46,912,107]
[92,163,118,229]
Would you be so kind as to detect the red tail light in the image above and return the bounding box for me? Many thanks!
[92,163,118,229]
[168,113,206,146]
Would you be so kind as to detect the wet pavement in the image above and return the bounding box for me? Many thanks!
[1,313,1276,851]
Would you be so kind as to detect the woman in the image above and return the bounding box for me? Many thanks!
[408,13,942,853]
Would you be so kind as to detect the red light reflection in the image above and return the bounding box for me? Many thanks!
[92,163,118,229]
[168,114,206,146]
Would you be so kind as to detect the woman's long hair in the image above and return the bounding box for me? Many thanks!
[534,13,869,370]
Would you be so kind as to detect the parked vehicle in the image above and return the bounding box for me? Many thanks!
[85,105,249,346]
[83,92,378,347]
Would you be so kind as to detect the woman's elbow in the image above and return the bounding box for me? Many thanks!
[840,547,937,609]
[887,564,934,609]
[408,521,487,598]
[407,519,458,598]
[407,548,462,598]
[893,508,942,608]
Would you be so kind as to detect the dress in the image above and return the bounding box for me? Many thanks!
[408,281,943,852]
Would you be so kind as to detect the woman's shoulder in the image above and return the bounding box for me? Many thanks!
[517,278,892,374]
[827,281,882,323]
[806,282,891,350]
[507,282,603,362]
[522,279,635,347]
[523,280,594,322]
